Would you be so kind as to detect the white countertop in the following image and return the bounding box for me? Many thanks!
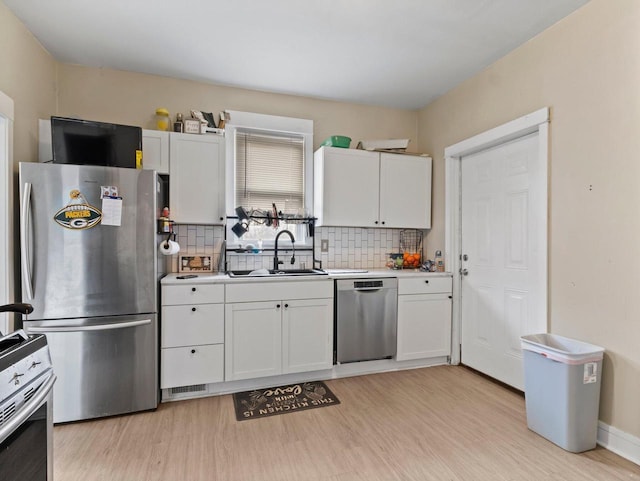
[161,269,452,285]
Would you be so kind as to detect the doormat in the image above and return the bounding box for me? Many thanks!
[232,380,340,421]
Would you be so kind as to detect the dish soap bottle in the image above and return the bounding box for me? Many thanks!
[158,206,171,233]
[435,250,444,272]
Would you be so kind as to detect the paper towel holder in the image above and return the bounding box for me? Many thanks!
[163,232,176,249]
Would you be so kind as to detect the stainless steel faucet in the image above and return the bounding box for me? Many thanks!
[274,230,295,270]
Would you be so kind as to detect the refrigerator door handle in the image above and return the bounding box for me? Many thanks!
[21,182,34,300]
[27,319,152,333]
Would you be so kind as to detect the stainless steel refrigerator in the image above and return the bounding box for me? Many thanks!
[19,162,158,423]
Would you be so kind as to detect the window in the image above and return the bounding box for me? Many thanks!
[225,111,313,247]
[235,132,305,213]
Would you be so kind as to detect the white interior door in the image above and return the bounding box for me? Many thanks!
[460,132,546,389]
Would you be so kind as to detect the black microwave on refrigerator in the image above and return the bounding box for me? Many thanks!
[51,116,142,168]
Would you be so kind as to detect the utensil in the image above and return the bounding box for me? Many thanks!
[272,203,279,228]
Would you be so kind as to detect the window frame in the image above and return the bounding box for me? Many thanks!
[0,90,14,335]
[224,111,314,248]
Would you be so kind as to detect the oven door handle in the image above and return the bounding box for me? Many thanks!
[27,319,151,333]
[0,372,56,445]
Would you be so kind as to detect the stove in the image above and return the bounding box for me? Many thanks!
[0,329,56,480]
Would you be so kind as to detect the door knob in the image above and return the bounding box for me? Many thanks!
[460,268,469,276]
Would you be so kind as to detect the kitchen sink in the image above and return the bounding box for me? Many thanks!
[227,269,328,278]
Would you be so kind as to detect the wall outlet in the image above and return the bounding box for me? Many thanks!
[321,239,329,252]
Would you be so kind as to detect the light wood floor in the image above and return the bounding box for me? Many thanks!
[54,366,640,481]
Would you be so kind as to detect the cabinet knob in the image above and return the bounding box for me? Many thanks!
[276,304,281,309]
[284,303,289,308]
[191,349,196,354]
[219,217,224,221]
[381,221,385,225]
[191,287,196,292]
[425,280,429,284]
[191,307,196,312]
[374,221,379,225]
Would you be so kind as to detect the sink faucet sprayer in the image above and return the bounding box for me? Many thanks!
[274,230,295,270]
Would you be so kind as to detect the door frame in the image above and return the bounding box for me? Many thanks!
[0,90,14,334]
[444,107,549,365]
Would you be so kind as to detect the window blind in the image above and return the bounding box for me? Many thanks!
[235,132,305,212]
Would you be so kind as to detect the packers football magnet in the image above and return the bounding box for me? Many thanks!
[54,189,102,230]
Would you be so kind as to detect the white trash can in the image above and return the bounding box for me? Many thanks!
[520,333,604,453]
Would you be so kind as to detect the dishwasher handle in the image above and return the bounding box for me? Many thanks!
[354,287,383,292]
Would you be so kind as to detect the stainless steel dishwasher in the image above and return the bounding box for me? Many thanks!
[335,278,398,363]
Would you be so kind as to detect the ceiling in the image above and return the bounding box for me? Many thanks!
[4,0,590,110]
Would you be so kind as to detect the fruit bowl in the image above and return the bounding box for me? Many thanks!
[402,252,422,268]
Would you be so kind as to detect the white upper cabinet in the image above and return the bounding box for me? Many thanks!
[142,129,170,174]
[314,146,432,228]
[314,147,379,227]
[169,133,225,224]
[379,153,432,228]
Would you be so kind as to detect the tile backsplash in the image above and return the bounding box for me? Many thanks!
[315,227,402,269]
[163,225,423,273]
[164,225,225,273]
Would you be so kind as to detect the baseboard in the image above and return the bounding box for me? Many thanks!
[161,356,449,402]
[598,421,640,466]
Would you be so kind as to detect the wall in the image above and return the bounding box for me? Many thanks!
[56,64,419,152]
[0,4,56,329]
[0,3,56,167]
[417,0,640,437]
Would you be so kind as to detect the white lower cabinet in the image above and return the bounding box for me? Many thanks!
[225,301,283,381]
[225,281,333,381]
[159,275,451,395]
[161,283,225,389]
[396,276,452,361]
[282,298,334,374]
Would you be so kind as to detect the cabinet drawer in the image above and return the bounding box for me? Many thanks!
[162,283,224,305]
[161,304,224,348]
[161,344,224,389]
[398,276,452,295]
